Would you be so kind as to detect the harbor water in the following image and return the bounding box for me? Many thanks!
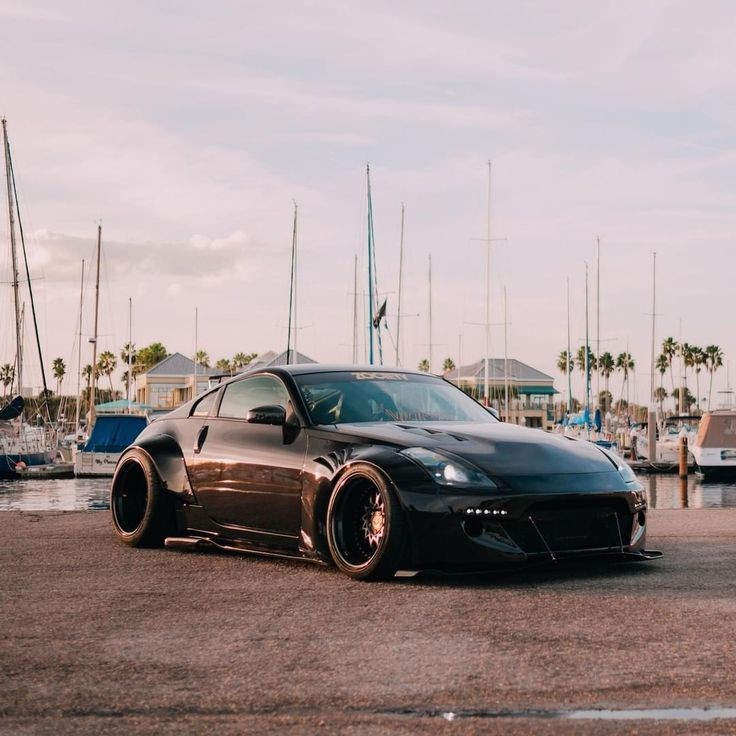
[1,474,735,511]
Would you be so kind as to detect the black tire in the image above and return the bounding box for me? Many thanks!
[110,448,175,547]
[326,464,407,581]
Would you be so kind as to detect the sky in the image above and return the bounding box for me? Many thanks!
[1,0,735,409]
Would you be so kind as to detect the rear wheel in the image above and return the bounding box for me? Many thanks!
[326,465,407,581]
[110,448,175,547]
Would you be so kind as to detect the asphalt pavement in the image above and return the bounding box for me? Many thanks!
[2,509,736,735]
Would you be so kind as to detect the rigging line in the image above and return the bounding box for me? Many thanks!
[286,202,297,365]
[8,132,50,405]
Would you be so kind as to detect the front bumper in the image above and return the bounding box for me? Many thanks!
[399,489,650,570]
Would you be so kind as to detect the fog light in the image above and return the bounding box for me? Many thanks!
[465,507,507,516]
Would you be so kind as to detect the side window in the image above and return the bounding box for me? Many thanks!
[218,376,289,419]
[191,390,218,418]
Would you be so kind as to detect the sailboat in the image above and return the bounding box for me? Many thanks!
[0,119,56,479]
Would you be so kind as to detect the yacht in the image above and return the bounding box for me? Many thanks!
[690,410,736,479]
[635,416,698,464]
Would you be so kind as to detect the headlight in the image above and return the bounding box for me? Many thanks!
[400,447,497,489]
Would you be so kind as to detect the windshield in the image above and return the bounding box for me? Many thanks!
[293,370,496,425]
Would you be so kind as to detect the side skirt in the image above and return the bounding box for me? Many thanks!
[171,504,328,566]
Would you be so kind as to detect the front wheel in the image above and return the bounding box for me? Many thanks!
[110,448,175,547]
[326,465,407,581]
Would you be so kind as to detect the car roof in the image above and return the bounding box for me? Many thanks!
[251,364,434,378]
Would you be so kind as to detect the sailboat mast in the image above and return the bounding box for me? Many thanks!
[648,252,657,461]
[127,297,133,410]
[74,259,85,434]
[428,255,433,374]
[88,225,102,425]
[286,202,298,365]
[366,164,376,365]
[483,160,491,406]
[352,255,358,364]
[503,286,509,421]
[566,277,573,414]
[584,261,590,424]
[395,203,405,367]
[2,119,22,395]
[193,306,198,401]
[596,236,600,411]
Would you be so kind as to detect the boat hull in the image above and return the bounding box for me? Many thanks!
[74,451,120,478]
[15,462,75,480]
[695,465,736,481]
[0,451,56,480]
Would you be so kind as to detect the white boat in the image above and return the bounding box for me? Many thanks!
[690,410,736,479]
[635,416,698,464]
[0,415,55,479]
[74,413,149,477]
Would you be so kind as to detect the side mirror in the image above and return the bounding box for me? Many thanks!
[487,406,501,421]
[246,405,286,426]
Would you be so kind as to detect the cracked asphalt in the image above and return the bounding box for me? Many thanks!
[2,509,736,735]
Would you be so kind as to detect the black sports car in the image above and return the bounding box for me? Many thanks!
[110,365,659,580]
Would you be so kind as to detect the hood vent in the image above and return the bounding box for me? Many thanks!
[395,424,469,442]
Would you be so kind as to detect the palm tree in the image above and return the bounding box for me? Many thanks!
[654,386,668,416]
[97,351,118,394]
[556,350,574,375]
[137,342,169,371]
[51,357,66,396]
[674,386,696,414]
[598,390,613,413]
[216,358,233,374]
[120,342,137,367]
[615,352,635,415]
[575,346,596,406]
[195,350,210,368]
[656,353,668,387]
[120,343,138,402]
[0,364,15,399]
[661,337,678,394]
[442,357,456,373]
[598,352,615,405]
[680,341,694,379]
[576,346,596,376]
[82,363,100,407]
[690,346,706,413]
[417,358,430,373]
[705,345,724,410]
[232,352,257,370]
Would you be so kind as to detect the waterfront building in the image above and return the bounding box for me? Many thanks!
[444,358,557,429]
[137,350,317,411]
[136,352,219,410]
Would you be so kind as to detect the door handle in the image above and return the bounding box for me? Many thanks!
[194,425,209,454]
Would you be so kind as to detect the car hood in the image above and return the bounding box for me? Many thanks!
[333,421,620,480]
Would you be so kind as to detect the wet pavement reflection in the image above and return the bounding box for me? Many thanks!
[1,473,736,511]
[0,477,111,511]
[644,473,736,509]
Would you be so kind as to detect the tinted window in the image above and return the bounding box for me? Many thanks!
[218,375,289,419]
[294,371,495,424]
[191,391,218,418]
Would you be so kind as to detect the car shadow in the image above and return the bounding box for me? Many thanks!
[399,555,663,589]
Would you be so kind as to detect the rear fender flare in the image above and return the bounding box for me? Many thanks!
[118,434,195,501]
